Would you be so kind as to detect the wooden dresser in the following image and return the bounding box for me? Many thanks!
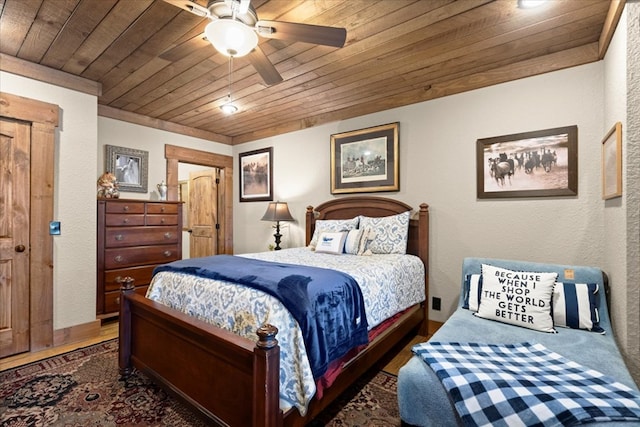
[97,199,182,317]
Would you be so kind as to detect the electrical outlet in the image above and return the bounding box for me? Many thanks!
[432,297,441,311]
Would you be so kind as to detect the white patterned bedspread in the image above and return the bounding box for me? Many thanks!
[145,247,425,415]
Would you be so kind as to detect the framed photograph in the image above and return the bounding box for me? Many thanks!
[330,122,399,194]
[476,125,578,199]
[602,122,622,200]
[105,145,148,193]
[239,147,273,202]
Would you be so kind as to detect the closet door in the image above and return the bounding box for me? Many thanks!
[0,118,31,357]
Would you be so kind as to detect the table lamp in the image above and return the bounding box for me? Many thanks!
[261,201,294,250]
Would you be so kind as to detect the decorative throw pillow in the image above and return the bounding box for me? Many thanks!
[309,217,359,249]
[553,282,605,333]
[314,231,347,254]
[358,211,410,254]
[356,227,377,256]
[462,274,482,311]
[344,229,364,254]
[475,264,558,333]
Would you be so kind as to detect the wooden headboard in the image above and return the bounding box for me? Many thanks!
[305,196,429,274]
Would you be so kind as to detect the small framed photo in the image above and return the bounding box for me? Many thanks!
[239,147,273,202]
[602,122,622,200]
[476,125,578,199]
[105,145,148,193]
[330,122,399,194]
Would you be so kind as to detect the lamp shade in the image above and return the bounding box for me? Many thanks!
[261,201,294,222]
[205,19,258,57]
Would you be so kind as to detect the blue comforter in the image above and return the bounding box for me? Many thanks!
[153,255,369,379]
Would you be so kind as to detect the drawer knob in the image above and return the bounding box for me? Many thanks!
[161,218,166,224]
[161,206,166,212]
[163,250,172,257]
[164,232,172,239]
[115,255,124,263]
[115,297,120,305]
[115,276,123,283]
[115,234,124,241]
[123,218,129,224]
[123,205,129,212]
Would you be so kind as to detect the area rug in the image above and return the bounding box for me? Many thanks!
[0,339,400,426]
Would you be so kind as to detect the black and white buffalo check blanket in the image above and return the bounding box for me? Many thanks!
[413,341,640,427]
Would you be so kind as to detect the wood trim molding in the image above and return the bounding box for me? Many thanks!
[0,53,101,96]
[164,144,234,254]
[99,105,232,145]
[598,0,626,59]
[53,319,102,347]
[0,91,59,352]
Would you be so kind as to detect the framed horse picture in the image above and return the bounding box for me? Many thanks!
[476,125,578,199]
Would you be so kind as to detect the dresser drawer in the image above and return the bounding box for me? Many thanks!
[147,203,178,214]
[104,244,180,269]
[105,226,180,248]
[146,215,178,226]
[105,214,145,227]
[105,201,145,214]
[104,285,148,314]
[104,265,156,292]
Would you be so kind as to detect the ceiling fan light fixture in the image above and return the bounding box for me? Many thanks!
[205,19,258,57]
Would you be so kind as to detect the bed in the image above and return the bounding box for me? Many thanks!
[118,196,429,427]
[398,257,640,427]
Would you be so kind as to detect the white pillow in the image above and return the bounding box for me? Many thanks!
[314,231,347,254]
[358,211,410,254]
[309,217,359,249]
[475,264,557,333]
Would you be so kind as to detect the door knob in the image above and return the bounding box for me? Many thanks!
[15,244,26,252]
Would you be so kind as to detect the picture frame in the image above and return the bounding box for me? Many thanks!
[239,147,273,202]
[601,122,622,200]
[330,122,399,194]
[476,125,578,199]
[105,145,148,193]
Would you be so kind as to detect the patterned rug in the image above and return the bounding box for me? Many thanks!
[0,339,400,426]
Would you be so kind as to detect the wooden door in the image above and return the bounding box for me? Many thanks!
[189,169,219,258]
[0,118,31,357]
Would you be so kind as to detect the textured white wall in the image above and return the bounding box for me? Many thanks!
[234,63,606,323]
[0,71,98,330]
[622,3,640,381]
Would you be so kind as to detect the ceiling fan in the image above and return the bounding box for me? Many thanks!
[163,0,347,86]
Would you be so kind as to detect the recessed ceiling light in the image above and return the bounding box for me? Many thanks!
[220,102,238,115]
[518,0,547,8]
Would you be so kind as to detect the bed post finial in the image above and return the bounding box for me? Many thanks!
[256,324,279,349]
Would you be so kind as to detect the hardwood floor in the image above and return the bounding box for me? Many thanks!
[0,320,118,372]
[1,320,427,375]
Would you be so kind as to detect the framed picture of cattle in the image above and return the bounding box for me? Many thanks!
[476,125,578,199]
[330,122,399,194]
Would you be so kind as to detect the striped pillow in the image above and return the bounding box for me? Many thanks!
[462,274,483,311]
[553,282,604,334]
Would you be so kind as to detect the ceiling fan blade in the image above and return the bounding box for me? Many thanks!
[256,20,346,48]
[247,46,283,86]
[162,0,211,18]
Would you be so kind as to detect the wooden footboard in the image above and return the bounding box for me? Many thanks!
[119,280,424,427]
[119,280,281,427]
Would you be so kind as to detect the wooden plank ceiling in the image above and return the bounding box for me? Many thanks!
[0,0,620,144]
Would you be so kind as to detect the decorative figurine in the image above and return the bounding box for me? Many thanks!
[97,172,120,199]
